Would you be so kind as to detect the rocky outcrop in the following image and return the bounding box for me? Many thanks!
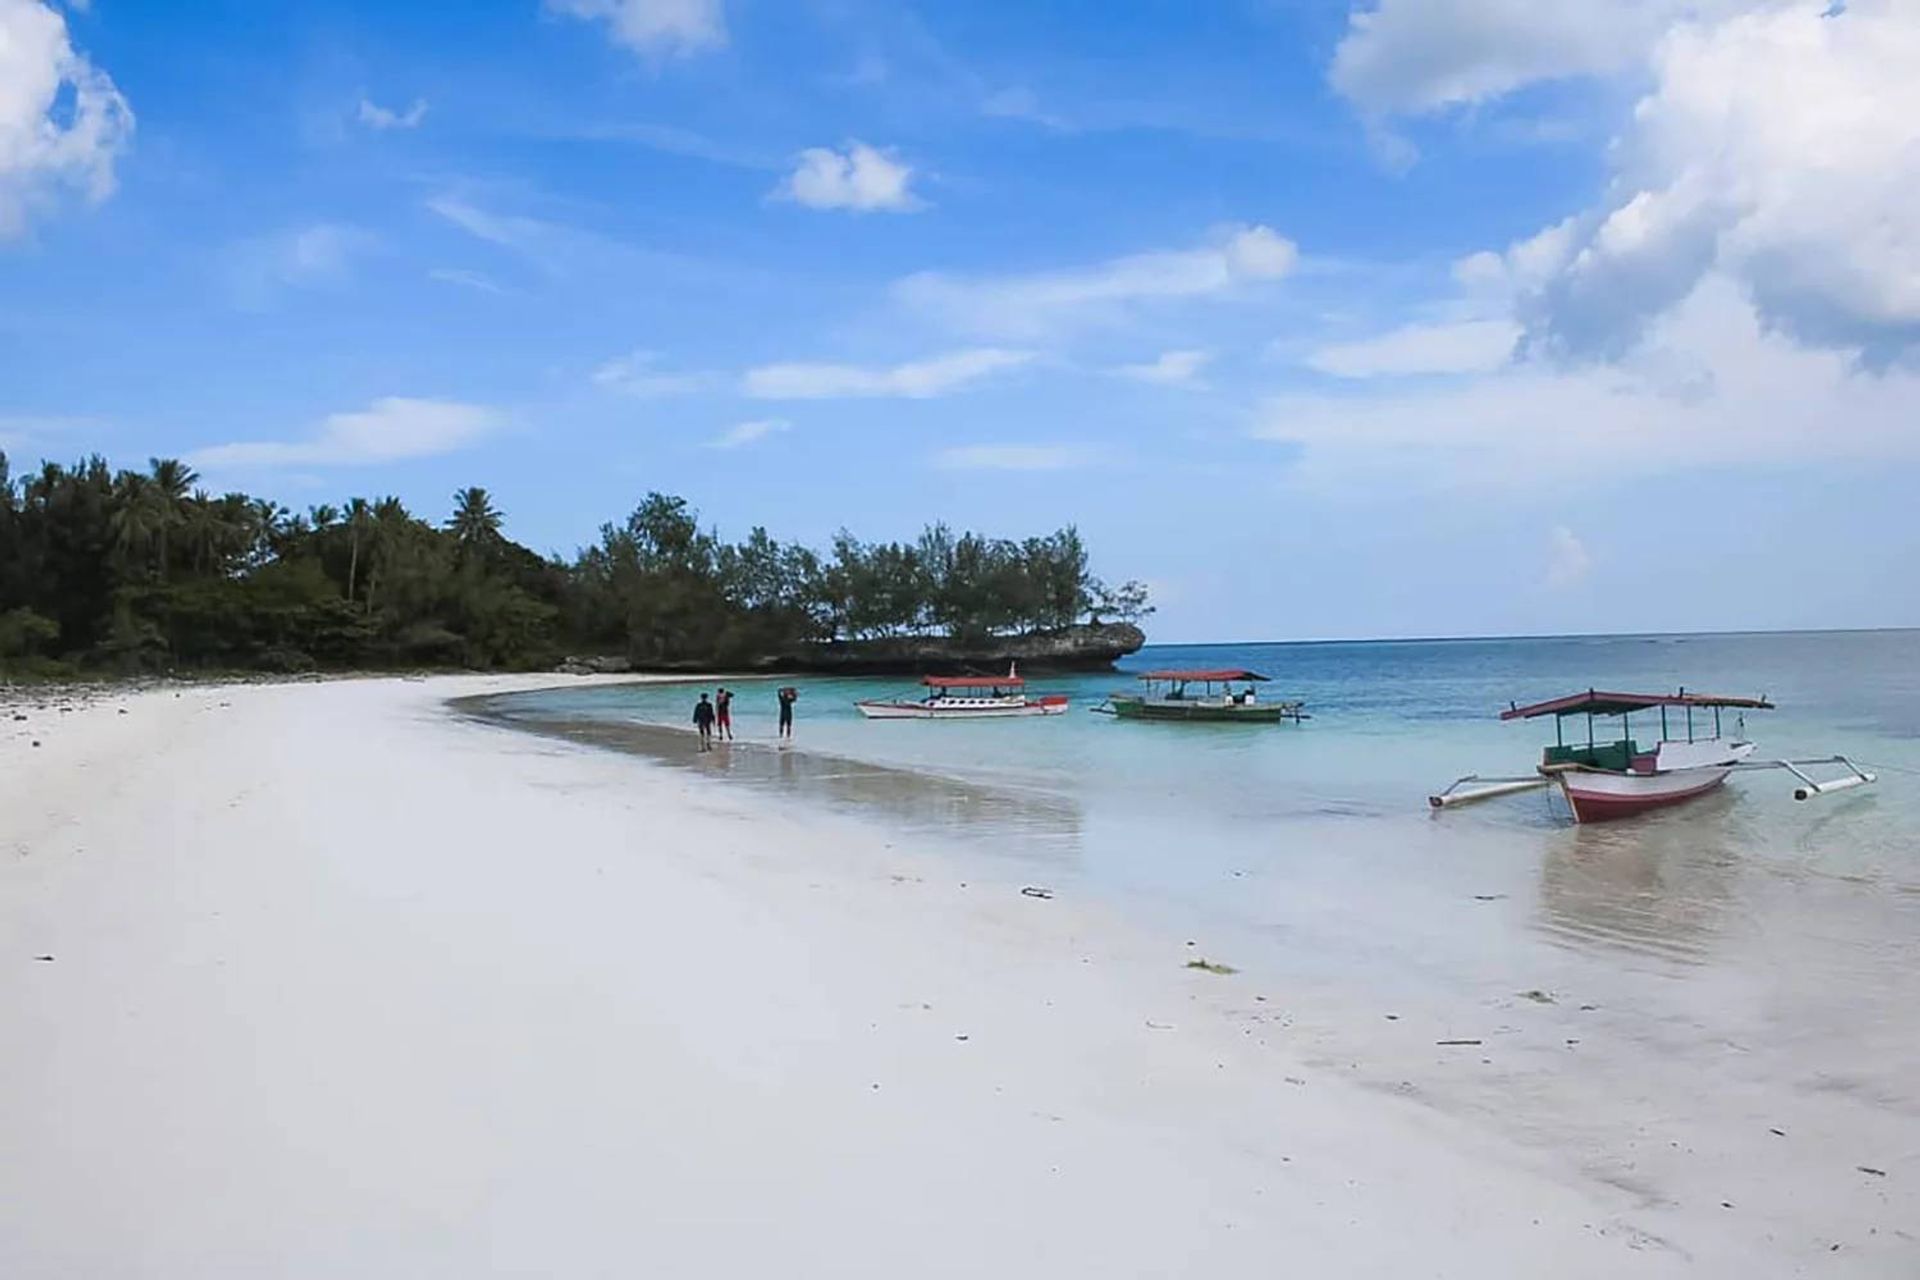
[555,623,1146,677]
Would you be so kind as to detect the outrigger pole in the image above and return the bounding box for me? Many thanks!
[1731,755,1878,800]
[1428,775,1554,809]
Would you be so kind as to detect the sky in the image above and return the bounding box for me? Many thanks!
[2,0,1917,643]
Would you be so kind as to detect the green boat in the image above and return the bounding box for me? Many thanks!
[1095,668,1307,724]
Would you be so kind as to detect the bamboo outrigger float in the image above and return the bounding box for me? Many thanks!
[1430,688,1876,823]
[1094,669,1307,724]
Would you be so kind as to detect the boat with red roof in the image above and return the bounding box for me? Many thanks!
[1430,688,1876,823]
[854,664,1069,720]
[1095,669,1307,724]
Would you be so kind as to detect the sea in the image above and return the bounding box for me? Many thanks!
[470,630,1920,1231]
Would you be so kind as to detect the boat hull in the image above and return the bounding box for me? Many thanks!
[1107,698,1301,724]
[1556,766,1734,823]
[855,696,1069,720]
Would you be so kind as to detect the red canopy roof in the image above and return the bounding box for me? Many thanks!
[1501,689,1774,720]
[923,674,1022,688]
[1138,669,1270,682]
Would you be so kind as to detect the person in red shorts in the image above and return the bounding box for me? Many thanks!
[715,687,733,741]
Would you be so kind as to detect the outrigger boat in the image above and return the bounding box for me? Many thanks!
[1093,669,1306,724]
[854,665,1069,720]
[1430,688,1876,823]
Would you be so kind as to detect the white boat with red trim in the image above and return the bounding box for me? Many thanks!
[1429,689,1876,824]
[854,666,1069,720]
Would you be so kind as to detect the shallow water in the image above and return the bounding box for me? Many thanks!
[469,631,1920,1257]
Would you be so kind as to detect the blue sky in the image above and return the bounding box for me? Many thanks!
[2,0,1917,641]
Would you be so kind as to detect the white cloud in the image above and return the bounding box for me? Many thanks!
[545,0,725,60]
[743,348,1034,400]
[934,444,1096,472]
[1330,0,1771,114]
[225,223,375,309]
[1545,526,1591,589]
[356,96,428,130]
[777,141,920,213]
[1254,279,1920,487]
[191,398,504,469]
[1505,2,1920,362]
[1115,349,1213,386]
[897,224,1298,338]
[591,349,714,397]
[1305,319,1519,378]
[706,418,788,450]
[0,0,133,239]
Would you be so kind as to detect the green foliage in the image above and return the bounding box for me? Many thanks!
[0,450,1146,674]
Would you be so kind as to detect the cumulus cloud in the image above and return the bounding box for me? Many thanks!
[545,0,725,60]
[706,419,789,449]
[898,224,1298,338]
[191,398,504,469]
[777,141,920,212]
[0,0,133,238]
[1545,526,1592,588]
[934,444,1097,472]
[1514,3,1920,362]
[356,96,428,130]
[1305,319,1519,378]
[743,349,1034,400]
[1115,349,1213,386]
[1330,0,1771,114]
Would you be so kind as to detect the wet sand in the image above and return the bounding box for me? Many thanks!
[1,675,1912,1276]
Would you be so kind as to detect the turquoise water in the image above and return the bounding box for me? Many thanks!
[491,630,1920,887]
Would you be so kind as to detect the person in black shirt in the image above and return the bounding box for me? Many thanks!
[693,692,715,751]
[776,686,797,740]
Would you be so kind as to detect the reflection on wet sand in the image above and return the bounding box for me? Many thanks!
[1534,789,1748,963]
[455,695,1085,865]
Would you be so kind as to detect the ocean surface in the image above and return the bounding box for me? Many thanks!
[470,630,1920,1220]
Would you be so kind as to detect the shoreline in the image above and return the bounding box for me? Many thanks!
[3,675,1908,1275]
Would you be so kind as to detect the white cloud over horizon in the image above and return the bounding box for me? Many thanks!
[743,348,1034,400]
[191,397,505,469]
[897,224,1298,338]
[1545,526,1592,589]
[544,0,725,60]
[777,141,920,212]
[1256,280,1920,489]
[0,0,133,238]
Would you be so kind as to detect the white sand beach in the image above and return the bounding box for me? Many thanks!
[0,676,1906,1277]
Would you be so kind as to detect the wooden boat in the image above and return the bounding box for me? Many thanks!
[854,666,1069,720]
[1430,689,1876,823]
[1095,669,1306,724]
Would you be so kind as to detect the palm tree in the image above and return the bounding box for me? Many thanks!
[108,472,162,579]
[147,458,198,583]
[344,497,371,607]
[308,503,340,531]
[447,486,502,553]
[364,496,410,615]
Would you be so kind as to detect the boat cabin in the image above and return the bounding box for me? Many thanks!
[1137,668,1269,705]
[1501,690,1773,775]
[922,674,1023,706]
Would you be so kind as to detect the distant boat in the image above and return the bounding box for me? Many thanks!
[1094,669,1306,724]
[1430,689,1876,823]
[854,664,1069,720]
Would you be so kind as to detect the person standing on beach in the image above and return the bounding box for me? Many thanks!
[777,686,797,740]
[693,692,715,751]
[715,687,733,741]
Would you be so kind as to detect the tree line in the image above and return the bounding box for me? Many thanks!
[0,452,1150,676]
